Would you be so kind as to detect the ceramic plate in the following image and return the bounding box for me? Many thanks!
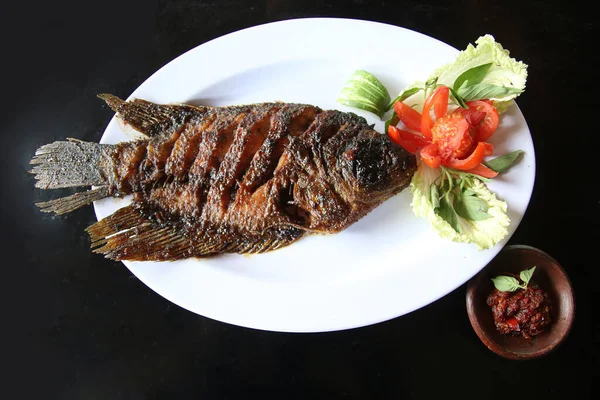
[94,18,535,332]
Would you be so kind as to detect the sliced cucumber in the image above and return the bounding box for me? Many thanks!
[337,70,391,118]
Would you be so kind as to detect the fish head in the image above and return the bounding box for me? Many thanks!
[289,128,417,233]
[336,129,417,205]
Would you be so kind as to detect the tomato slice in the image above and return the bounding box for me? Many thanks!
[481,141,494,156]
[421,86,449,141]
[420,143,441,169]
[464,163,499,178]
[388,126,428,154]
[453,100,499,142]
[399,128,429,146]
[434,94,448,119]
[388,126,417,153]
[394,101,422,132]
[444,141,493,171]
[431,114,473,161]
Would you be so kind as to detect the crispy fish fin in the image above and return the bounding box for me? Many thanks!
[86,204,197,261]
[225,227,305,254]
[98,94,211,137]
[36,187,110,215]
[86,202,229,261]
[86,202,305,261]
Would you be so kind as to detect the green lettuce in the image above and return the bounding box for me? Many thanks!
[411,163,511,250]
[401,34,528,113]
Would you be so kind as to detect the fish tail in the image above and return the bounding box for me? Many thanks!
[30,139,116,213]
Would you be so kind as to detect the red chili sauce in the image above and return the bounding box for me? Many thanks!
[486,276,553,339]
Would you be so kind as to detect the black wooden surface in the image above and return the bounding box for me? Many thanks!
[2,1,597,399]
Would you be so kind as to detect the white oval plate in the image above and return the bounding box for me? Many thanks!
[95,18,535,332]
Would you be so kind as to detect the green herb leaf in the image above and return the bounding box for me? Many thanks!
[424,77,438,100]
[520,266,536,285]
[453,63,493,91]
[484,150,524,173]
[437,195,461,233]
[491,275,522,292]
[449,87,468,108]
[337,70,391,118]
[453,191,490,221]
[430,183,440,209]
[457,83,523,102]
[384,113,399,135]
[492,266,536,292]
[386,87,421,111]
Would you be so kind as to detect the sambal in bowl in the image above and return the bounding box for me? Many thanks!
[465,244,575,360]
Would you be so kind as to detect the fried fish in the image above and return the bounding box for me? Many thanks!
[30,95,417,261]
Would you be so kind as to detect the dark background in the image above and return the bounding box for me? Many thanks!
[2,1,597,399]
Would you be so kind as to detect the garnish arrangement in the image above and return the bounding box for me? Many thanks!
[338,35,528,250]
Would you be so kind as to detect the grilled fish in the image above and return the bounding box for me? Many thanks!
[30,95,417,261]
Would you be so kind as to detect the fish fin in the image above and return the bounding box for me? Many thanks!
[86,204,197,261]
[98,94,210,137]
[226,228,305,254]
[30,139,115,189]
[86,202,305,261]
[36,187,110,215]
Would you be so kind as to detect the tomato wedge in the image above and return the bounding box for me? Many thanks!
[464,163,499,178]
[482,141,494,156]
[391,85,502,179]
[421,86,449,140]
[430,114,473,160]
[453,100,499,142]
[434,94,448,119]
[419,143,441,169]
[394,101,422,132]
[388,126,428,154]
[445,141,494,171]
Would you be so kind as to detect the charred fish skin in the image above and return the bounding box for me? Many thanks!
[286,116,417,233]
[30,95,417,261]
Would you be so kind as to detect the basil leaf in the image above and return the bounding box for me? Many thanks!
[453,63,493,91]
[491,276,521,292]
[430,183,440,209]
[457,83,523,102]
[386,87,421,111]
[520,266,536,286]
[453,191,490,221]
[449,87,468,109]
[437,196,461,233]
[484,150,524,173]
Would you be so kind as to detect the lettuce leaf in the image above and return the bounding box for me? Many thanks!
[411,162,510,250]
[400,34,528,113]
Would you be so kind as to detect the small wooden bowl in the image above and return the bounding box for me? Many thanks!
[466,244,575,360]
